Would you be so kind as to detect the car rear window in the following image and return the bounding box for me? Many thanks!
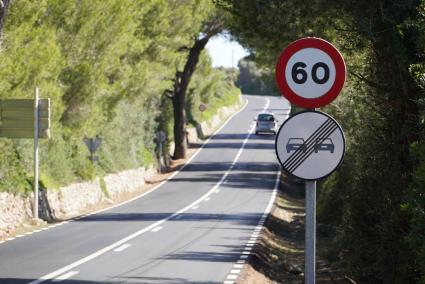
[258,114,274,121]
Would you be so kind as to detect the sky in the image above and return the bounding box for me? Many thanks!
[206,34,249,68]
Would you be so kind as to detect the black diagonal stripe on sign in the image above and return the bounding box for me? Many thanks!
[286,124,337,173]
[283,118,332,168]
[282,119,332,169]
[285,123,337,172]
[287,124,338,173]
[283,119,333,170]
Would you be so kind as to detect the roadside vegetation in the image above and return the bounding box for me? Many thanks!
[0,1,240,195]
[236,56,279,96]
[220,0,425,282]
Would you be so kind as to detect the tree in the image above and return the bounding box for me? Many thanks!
[220,0,425,282]
[166,12,225,159]
[236,56,278,96]
[0,0,10,40]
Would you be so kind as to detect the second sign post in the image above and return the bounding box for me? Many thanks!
[274,37,346,284]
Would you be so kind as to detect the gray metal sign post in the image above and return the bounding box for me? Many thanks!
[33,88,39,219]
[156,131,166,173]
[305,180,316,283]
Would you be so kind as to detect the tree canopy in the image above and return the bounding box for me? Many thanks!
[0,0,240,193]
[221,0,425,282]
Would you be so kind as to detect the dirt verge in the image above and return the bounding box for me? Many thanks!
[237,173,347,284]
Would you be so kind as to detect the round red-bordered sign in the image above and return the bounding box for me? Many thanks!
[275,38,346,108]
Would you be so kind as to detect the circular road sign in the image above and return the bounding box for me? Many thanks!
[275,38,346,108]
[198,104,207,112]
[275,111,345,180]
[156,131,166,143]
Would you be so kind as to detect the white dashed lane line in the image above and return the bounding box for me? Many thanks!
[113,244,131,252]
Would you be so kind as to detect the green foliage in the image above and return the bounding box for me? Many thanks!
[222,0,425,282]
[236,56,278,96]
[186,53,241,125]
[0,0,240,194]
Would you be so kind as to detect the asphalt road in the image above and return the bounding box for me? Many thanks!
[0,95,291,284]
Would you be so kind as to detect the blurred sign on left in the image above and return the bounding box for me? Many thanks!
[0,99,51,138]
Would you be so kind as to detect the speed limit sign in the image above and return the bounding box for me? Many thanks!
[275,38,346,108]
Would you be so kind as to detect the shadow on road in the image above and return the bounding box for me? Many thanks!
[75,212,264,227]
[0,278,215,284]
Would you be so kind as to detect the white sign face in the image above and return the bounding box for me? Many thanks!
[285,48,336,99]
[275,111,345,180]
[275,37,346,108]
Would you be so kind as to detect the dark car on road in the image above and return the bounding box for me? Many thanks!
[314,138,335,153]
[286,138,305,153]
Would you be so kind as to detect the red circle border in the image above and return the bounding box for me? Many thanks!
[275,38,346,108]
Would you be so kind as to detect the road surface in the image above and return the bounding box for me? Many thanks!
[0,95,291,284]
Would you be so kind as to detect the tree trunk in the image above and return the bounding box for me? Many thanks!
[172,36,210,159]
[0,0,10,42]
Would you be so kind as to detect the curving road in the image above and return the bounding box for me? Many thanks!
[0,95,290,284]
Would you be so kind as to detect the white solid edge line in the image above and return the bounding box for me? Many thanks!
[29,99,254,284]
[52,271,79,282]
[66,98,250,219]
[151,226,163,233]
[113,244,131,252]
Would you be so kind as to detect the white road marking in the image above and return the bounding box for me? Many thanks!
[214,189,220,193]
[227,275,238,280]
[16,235,24,238]
[191,205,199,210]
[223,281,235,284]
[29,99,258,284]
[52,271,79,282]
[230,269,240,274]
[151,226,163,233]
[113,244,131,252]
[204,197,211,202]
[224,141,281,284]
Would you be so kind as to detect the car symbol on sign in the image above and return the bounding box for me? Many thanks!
[314,138,334,153]
[286,138,306,153]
